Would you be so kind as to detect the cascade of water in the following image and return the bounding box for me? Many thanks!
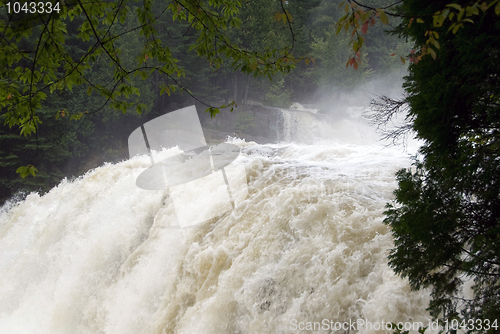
[279,108,320,143]
[279,106,381,145]
[0,136,432,333]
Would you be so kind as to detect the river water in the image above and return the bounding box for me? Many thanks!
[0,107,432,333]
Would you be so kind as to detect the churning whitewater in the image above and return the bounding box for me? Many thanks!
[0,109,431,334]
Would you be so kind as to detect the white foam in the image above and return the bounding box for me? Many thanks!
[0,143,432,334]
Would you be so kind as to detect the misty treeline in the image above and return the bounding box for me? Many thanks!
[0,0,406,203]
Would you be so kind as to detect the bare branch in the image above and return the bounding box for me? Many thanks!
[365,95,413,147]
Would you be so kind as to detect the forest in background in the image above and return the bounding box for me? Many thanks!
[0,0,407,203]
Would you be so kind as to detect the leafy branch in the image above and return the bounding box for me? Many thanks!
[0,0,305,176]
[336,0,500,67]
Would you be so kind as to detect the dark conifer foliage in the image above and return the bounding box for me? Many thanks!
[384,0,500,323]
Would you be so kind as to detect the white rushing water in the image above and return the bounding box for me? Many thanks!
[0,109,432,334]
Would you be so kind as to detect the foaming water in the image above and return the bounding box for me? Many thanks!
[0,139,431,334]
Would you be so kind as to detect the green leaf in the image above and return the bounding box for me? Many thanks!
[430,38,440,49]
[378,10,389,25]
[206,107,220,118]
[70,113,83,121]
[427,47,437,59]
[446,3,462,11]
[433,12,440,26]
[452,22,463,33]
[336,23,343,35]
[16,165,38,178]
[466,6,477,17]
[160,86,170,96]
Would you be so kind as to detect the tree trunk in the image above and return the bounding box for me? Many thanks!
[233,73,238,103]
[224,77,229,104]
[244,75,250,104]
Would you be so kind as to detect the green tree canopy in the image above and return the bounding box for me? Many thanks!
[0,0,299,137]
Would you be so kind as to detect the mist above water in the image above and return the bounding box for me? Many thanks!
[279,70,416,148]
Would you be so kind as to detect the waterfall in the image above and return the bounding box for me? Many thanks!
[279,106,382,145]
[279,108,319,143]
[0,133,432,333]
